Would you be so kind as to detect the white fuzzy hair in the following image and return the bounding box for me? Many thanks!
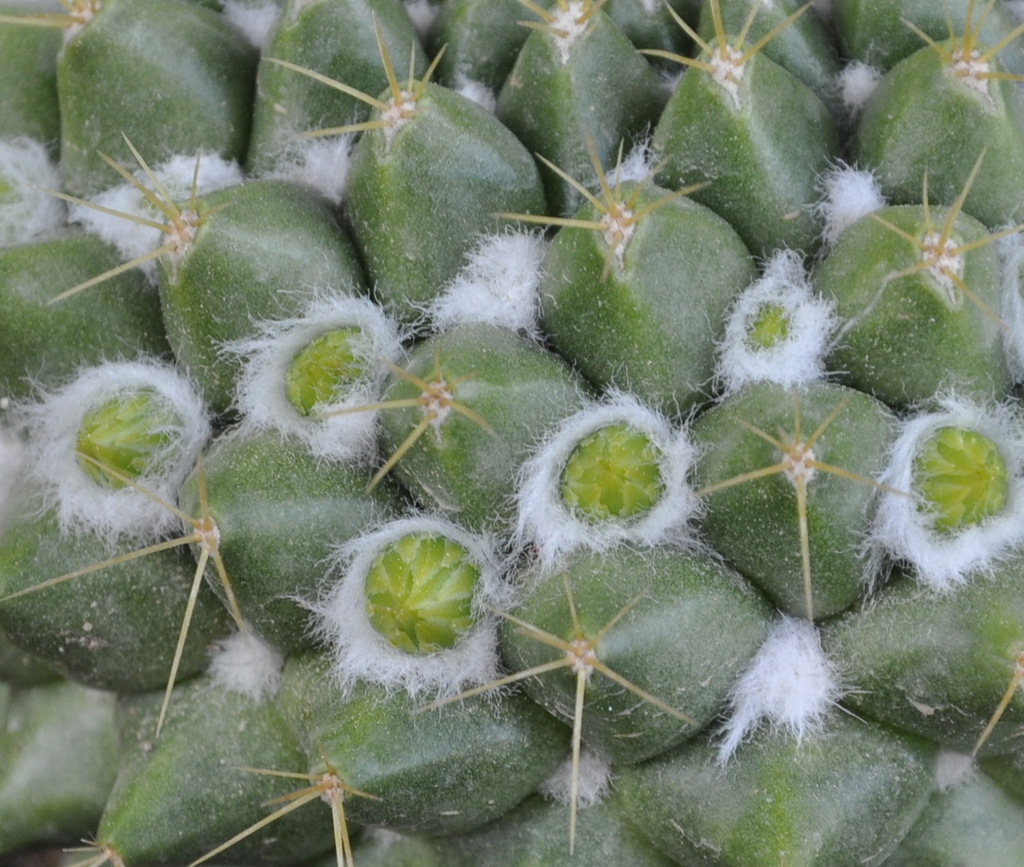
[68,153,242,282]
[837,61,881,121]
[225,293,404,463]
[222,0,283,49]
[515,391,701,571]
[816,161,885,250]
[265,135,355,206]
[871,394,1024,591]
[717,614,842,762]
[538,748,613,808]
[998,231,1024,382]
[313,515,513,700]
[609,139,657,186]
[208,629,285,702]
[935,750,978,792]
[403,0,441,38]
[19,358,210,544]
[0,137,65,246]
[716,249,837,394]
[426,229,549,338]
[453,76,498,114]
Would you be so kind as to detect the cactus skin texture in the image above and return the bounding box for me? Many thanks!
[4,1,1024,865]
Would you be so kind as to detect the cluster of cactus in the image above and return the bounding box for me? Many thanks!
[4,0,1024,863]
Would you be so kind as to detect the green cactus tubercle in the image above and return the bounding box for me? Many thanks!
[912,425,1010,532]
[560,423,665,521]
[75,388,177,488]
[363,532,480,654]
[745,301,792,350]
[284,327,365,416]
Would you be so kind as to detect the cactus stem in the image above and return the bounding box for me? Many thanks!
[870,150,1020,326]
[516,0,609,64]
[421,574,696,853]
[972,649,1024,757]
[327,348,494,491]
[498,138,706,278]
[642,0,811,108]
[903,0,1024,96]
[187,761,380,867]
[0,451,249,736]
[44,137,224,303]
[269,18,446,146]
[696,395,905,620]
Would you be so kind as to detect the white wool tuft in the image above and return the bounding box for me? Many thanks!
[0,138,65,246]
[816,161,885,249]
[403,0,440,38]
[610,140,656,186]
[716,249,837,394]
[538,748,613,808]
[998,231,1024,381]
[426,230,548,338]
[717,615,841,762]
[266,135,354,206]
[68,154,242,281]
[870,395,1024,591]
[221,0,283,49]
[837,61,882,120]
[225,293,404,463]
[453,76,497,114]
[208,629,285,702]
[313,516,514,700]
[18,358,211,545]
[935,750,978,792]
[515,391,701,570]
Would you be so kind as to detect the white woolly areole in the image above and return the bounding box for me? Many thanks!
[538,747,613,808]
[226,293,404,462]
[453,76,497,114]
[20,359,210,544]
[816,162,885,249]
[717,249,837,394]
[426,230,548,338]
[403,0,440,38]
[265,135,354,206]
[221,0,283,49]
[68,153,243,282]
[871,395,1024,591]
[837,61,881,120]
[717,615,841,762]
[208,629,284,702]
[998,231,1024,381]
[0,137,65,246]
[515,391,700,571]
[549,1,591,65]
[313,516,513,700]
[935,750,978,792]
[609,140,656,186]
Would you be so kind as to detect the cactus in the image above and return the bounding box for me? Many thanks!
[4,0,1024,865]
